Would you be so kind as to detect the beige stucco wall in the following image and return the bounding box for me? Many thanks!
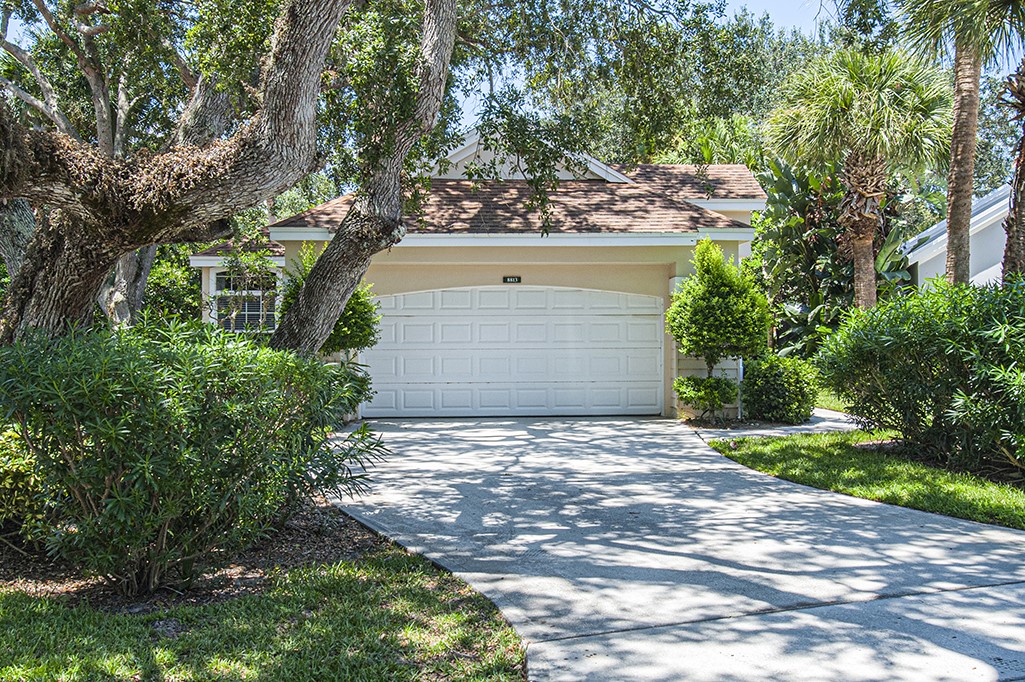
[199,238,746,416]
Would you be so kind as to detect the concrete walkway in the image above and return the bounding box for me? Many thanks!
[689,407,859,441]
[339,418,1025,681]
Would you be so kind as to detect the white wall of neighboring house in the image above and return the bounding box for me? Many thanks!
[905,185,1009,287]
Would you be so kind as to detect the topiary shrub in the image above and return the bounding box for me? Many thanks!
[0,429,40,530]
[279,243,381,355]
[667,239,769,420]
[741,355,817,424]
[0,318,383,595]
[673,376,738,421]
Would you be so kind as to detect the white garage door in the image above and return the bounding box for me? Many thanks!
[361,286,664,417]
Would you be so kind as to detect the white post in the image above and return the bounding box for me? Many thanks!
[737,356,744,421]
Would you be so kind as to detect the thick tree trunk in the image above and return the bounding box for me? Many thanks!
[0,198,34,275]
[270,0,457,354]
[945,42,983,285]
[269,209,384,353]
[0,0,352,343]
[1003,64,1025,282]
[0,212,122,343]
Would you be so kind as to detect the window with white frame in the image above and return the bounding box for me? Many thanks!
[211,269,280,333]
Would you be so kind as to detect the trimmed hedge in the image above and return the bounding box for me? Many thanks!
[742,355,817,424]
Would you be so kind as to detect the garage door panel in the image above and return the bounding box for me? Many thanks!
[362,286,663,417]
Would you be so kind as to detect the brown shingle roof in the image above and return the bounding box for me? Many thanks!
[194,226,285,258]
[611,164,767,201]
[271,177,752,234]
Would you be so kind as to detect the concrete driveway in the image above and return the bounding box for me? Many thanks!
[339,418,1025,681]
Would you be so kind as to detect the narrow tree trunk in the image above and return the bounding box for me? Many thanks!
[269,208,388,354]
[0,198,34,275]
[97,245,157,326]
[851,233,877,308]
[840,154,886,308]
[1003,63,1025,281]
[945,42,983,285]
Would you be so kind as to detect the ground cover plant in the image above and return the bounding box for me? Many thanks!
[0,502,525,682]
[710,431,1025,530]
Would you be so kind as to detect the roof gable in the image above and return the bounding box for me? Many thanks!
[904,184,1010,264]
[432,129,636,184]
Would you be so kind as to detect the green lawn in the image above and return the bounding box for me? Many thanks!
[814,387,848,413]
[710,430,1025,530]
[0,544,524,682]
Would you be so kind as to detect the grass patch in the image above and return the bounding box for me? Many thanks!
[710,430,1025,530]
[814,387,848,413]
[0,542,524,681]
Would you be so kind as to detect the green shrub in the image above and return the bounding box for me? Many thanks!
[673,376,738,421]
[817,279,1025,472]
[279,243,381,354]
[666,239,769,376]
[143,245,203,320]
[817,283,969,453]
[741,355,817,424]
[0,319,383,595]
[0,429,40,528]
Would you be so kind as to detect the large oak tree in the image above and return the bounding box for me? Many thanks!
[0,0,733,352]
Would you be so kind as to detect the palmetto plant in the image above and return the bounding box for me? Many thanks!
[765,49,952,308]
[899,0,1025,284]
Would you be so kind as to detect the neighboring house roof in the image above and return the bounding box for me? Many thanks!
[194,226,286,258]
[904,184,1010,265]
[268,177,753,235]
[610,164,768,201]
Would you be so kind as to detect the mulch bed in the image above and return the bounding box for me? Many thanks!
[0,499,386,614]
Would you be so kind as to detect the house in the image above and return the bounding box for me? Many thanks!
[904,184,1010,286]
[190,134,767,418]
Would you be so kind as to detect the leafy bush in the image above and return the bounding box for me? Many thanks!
[667,239,769,375]
[143,245,203,320]
[0,430,40,528]
[673,376,738,421]
[817,279,1025,472]
[0,319,383,595]
[279,243,381,354]
[741,355,817,424]
[753,160,935,357]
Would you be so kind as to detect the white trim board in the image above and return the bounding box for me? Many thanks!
[267,229,755,247]
[189,256,287,267]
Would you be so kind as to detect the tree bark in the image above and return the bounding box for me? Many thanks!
[0,199,34,275]
[1003,63,1025,281]
[0,211,122,342]
[0,0,353,342]
[97,245,157,326]
[850,232,877,308]
[945,41,983,285]
[270,0,458,355]
[840,153,886,308]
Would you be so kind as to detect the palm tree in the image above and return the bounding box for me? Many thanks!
[1001,60,1025,280]
[765,49,952,308]
[899,0,1025,284]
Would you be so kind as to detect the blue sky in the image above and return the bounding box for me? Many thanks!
[723,0,836,33]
